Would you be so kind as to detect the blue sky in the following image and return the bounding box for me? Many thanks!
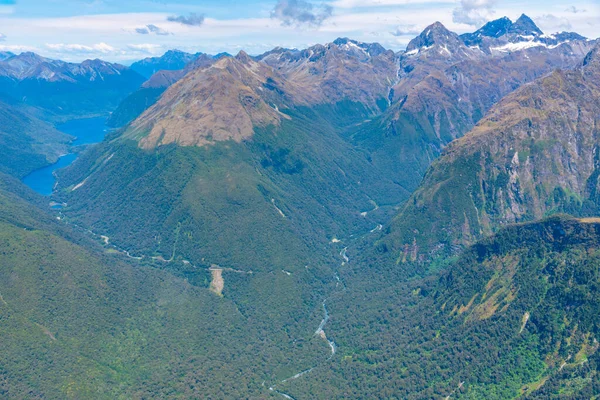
[0,0,598,63]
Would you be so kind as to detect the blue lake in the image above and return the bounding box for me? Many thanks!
[22,116,110,196]
[58,116,110,146]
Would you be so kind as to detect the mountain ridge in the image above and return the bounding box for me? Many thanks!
[379,42,600,263]
[0,52,145,118]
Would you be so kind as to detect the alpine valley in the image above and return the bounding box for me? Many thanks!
[1,12,600,400]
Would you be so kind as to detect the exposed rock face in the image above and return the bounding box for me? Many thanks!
[461,14,588,54]
[130,39,399,149]
[257,38,398,109]
[383,44,600,259]
[390,17,594,140]
[346,20,595,203]
[130,53,302,148]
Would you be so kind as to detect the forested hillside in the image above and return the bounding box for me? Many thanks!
[0,179,338,399]
[278,216,600,399]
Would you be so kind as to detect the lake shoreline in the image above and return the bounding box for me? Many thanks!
[22,116,111,197]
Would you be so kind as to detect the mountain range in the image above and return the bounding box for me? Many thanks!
[0,52,145,119]
[1,13,600,399]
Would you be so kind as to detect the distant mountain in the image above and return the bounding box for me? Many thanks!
[346,20,595,199]
[0,52,145,119]
[130,49,202,79]
[0,51,14,61]
[257,37,398,111]
[404,21,479,60]
[461,14,587,53]
[112,39,398,129]
[380,43,600,262]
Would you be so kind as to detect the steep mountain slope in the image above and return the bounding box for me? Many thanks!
[107,54,216,128]
[55,50,403,275]
[129,53,307,148]
[0,98,72,178]
[0,51,14,61]
[0,179,336,399]
[257,38,398,111]
[382,43,600,262]
[130,49,202,79]
[348,18,595,199]
[277,216,600,399]
[111,38,397,131]
[0,53,145,118]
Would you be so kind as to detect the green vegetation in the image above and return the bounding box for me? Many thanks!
[0,99,72,178]
[275,216,600,399]
[55,103,405,273]
[2,38,600,400]
[106,87,166,128]
[0,181,334,399]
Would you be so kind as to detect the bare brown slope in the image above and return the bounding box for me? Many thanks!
[129,52,314,149]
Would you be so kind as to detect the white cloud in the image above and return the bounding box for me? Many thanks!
[134,24,171,36]
[0,2,596,62]
[332,0,455,8]
[565,6,586,14]
[271,0,333,27]
[535,14,572,32]
[167,13,205,26]
[390,24,421,36]
[45,42,116,54]
[127,43,163,53]
[0,44,38,53]
[452,0,496,27]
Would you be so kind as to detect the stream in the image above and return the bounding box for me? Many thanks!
[269,220,383,398]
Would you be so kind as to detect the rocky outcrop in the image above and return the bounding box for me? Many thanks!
[383,44,600,259]
[257,38,398,110]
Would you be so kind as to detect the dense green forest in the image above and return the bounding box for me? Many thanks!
[55,103,404,273]
[0,178,341,399]
[276,216,600,399]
